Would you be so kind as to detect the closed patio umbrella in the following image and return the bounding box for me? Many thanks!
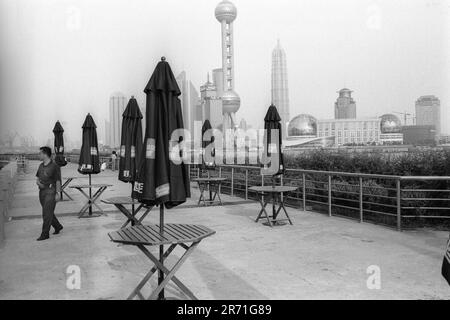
[201,119,215,172]
[134,57,190,299]
[53,121,67,168]
[261,104,285,226]
[261,104,284,178]
[119,96,143,186]
[78,113,100,216]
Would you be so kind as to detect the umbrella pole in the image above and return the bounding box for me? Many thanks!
[272,176,276,221]
[89,174,92,216]
[159,204,164,300]
[131,182,135,226]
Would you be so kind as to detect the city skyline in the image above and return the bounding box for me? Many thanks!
[0,0,448,145]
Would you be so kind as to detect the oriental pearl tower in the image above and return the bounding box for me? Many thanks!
[215,0,240,131]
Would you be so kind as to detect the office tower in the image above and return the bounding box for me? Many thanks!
[108,92,126,149]
[200,73,223,129]
[335,88,357,119]
[415,95,441,135]
[176,71,201,134]
[271,39,290,131]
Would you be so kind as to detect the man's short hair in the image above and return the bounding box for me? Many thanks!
[39,146,52,158]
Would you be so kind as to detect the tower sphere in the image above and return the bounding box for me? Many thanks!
[221,90,240,114]
[215,0,237,23]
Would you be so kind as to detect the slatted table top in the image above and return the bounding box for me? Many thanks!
[108,224,216,246]
[102,196,140,205]
[192,177,227,182]
[69,183,113,189]
[249,186,298,193]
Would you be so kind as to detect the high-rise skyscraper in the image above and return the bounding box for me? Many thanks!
[200,73,223,129]
[271,39,290,133]
[415,95,441,135]
[215,0,240,131]
[334,88,356,119]
[108,92,126,148]
[176,71,201,135]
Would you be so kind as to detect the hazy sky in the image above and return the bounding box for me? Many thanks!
[0,0,449,145]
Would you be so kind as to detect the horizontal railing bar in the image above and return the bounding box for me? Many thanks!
[401,198,450,201]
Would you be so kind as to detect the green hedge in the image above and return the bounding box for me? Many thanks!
[284,149,450,176]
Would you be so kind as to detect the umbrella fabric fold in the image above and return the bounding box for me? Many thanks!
[78,114,100,175]
[201,119,215,170]
[261,104,284,176]
[53,121,67,167]
[133,58,190,209]
[119,97,143,184]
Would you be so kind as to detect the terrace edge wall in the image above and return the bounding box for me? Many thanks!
[0,162,18,246]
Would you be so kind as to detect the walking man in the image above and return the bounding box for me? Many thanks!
[36,146,63,241]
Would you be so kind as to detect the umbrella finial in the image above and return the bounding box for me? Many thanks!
[161,56,166,61]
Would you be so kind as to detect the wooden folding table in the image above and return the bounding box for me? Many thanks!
[250,185,298,227]
[69,183,112,218]
[108,223,215,300]
[60,177,77,201]
[102,196,153,228]
[192,177,226,206]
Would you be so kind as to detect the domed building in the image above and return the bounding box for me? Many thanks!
[284,114,335,149]
[379,114,404,145]
[380,114,402,133]
[287,114,317,137]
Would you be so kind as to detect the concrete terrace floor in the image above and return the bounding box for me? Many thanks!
[0,161,449,300]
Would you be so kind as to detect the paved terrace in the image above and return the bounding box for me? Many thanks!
[0,161,449,300]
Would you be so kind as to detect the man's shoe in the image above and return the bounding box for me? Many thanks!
[36,234,49,241]
[53,226,63,235]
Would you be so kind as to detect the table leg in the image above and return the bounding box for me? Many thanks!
[255,193,272,227]
[280,200,293,225]
[116,204,139,229]
[128,244,177,300]
[146,242,200,300]
[197,182,206,206]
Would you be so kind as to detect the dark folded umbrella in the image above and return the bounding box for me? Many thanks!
[134,57,190,208]
[201,119,215,170]
[78,113,100,175]
[261,104,284,176]
[119,97,143,184]
[133,57,190,300]
[53,121,67,167]
[442,236,450,285]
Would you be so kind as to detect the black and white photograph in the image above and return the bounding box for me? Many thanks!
[0,0,449,305]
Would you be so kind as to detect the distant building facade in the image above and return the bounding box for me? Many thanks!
[176,71,201,135]
[335,88,356,119]
[200,73,223,130]
[402,125,437,146]
[107,92,127,149]
[271,39,290,133]
[415,95,441,136]
[285,114,380,147]
[318,118,380,146]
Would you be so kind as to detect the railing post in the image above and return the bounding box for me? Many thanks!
[359,177,363,223]
[328,175,332,217]
[396,179,402,231]
[219,167,222,194]
[231,167,234,196]
[302,173,306,211]
[261,173,264,203]
[197,166,200,178]
[245,169,248,200]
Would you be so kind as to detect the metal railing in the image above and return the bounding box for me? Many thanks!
[189,164,450,231]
